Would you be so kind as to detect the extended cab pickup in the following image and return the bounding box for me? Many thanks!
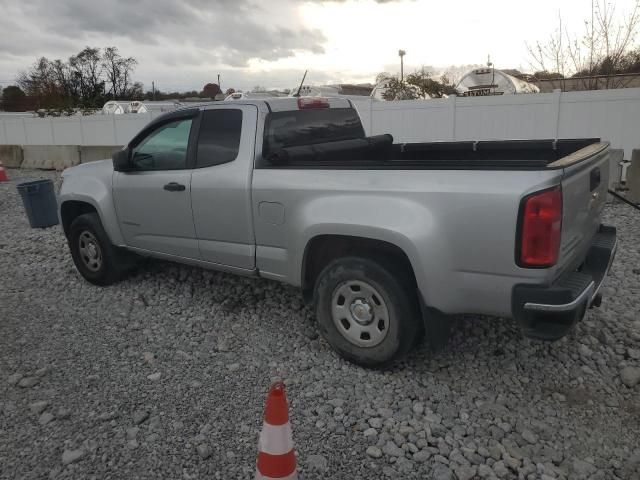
[58,97,617,367]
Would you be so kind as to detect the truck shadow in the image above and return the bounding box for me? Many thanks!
[391,312,588,378]
[126,257,601,382]
[121,257,640,423]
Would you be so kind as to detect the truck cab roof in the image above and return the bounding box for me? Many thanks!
[182,96,355,114]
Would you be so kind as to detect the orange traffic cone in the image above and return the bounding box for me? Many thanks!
[256,382,297,480]
[0,161,8,182]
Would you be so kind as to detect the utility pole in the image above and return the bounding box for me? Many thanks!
[152,81,155,101]
[487,55,495,94]
[398,50,406,83]
[218,74,221,93]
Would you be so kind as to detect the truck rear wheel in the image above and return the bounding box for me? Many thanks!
[313,256,421,368]
[68,213,132,286]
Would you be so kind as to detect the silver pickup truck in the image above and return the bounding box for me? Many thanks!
[58,97,617,367]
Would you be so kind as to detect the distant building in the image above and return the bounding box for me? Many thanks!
[338,84,374,96]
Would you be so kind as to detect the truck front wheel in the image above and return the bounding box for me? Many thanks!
[68,213,132,286]
[313,256,421,368]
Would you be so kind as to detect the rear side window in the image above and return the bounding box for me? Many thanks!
[263,108,365,155]
[196,109,242,167]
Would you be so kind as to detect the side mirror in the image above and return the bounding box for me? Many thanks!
[112,148,131,172]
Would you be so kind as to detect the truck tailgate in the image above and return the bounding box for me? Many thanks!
[555,143,609,273]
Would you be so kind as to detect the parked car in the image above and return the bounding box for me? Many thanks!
[58,96,617,367]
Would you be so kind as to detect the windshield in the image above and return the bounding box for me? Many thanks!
[263,107,365,155]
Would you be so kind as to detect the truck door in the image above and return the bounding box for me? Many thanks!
[112,112,199,259]
[190,105,258,270]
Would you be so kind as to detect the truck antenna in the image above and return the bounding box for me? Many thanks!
[294,70,308,97]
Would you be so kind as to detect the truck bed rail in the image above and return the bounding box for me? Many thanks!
[262,137,603,171]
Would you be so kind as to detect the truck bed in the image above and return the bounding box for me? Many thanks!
[262,137,603,170]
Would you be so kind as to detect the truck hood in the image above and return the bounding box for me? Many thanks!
[62,158,113,179]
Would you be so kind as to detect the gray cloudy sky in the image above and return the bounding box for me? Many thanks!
[0,0,637,92]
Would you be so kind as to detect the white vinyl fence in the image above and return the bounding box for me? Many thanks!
[353,88,640,158]
[0,111,163,148]
[1,88,640,158]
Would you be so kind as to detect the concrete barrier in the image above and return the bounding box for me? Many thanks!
[627,149,640,203]
[0,145,24,168]
[0,144,121,170]
[79,146,121,164]
[22,145,80,170]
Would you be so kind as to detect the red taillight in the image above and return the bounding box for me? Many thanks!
[518,186,562,267]
[297,97,329,109]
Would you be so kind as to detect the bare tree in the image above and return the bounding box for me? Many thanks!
[527,11,569,90]
[69,47,104,103]
[16,57,64,108]
[50,59,77,100]
[102,47,121,98]
[528,0,640,90]
[119,57,137,99]
[102,47,138,99]
[16,46,138,108]
[127,81,144,100]
[593,0,640,87]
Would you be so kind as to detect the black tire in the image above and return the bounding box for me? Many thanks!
[68,212,132,286]
[313,256,421,368]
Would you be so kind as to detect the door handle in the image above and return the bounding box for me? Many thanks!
[164,182,186,192]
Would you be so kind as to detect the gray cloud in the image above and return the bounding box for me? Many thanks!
[1,0,326,67]
[0,0,411,90]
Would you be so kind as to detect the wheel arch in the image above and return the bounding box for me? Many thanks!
[60,200,99,238]
[300,234,419,302]
[59,193,125,246]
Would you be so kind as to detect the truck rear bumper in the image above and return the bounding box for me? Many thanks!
[512,225,617,340]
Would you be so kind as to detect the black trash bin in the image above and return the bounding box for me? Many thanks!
[16,179,60,228]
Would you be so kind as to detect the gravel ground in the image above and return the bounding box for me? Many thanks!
[1,168,639,480]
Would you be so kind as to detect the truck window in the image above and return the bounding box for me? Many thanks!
[263,108,365,155]
[196,109,243,168]
[131,118,193,171]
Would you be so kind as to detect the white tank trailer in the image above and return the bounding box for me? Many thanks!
[456,68,539,96]
[101,100,181,115]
